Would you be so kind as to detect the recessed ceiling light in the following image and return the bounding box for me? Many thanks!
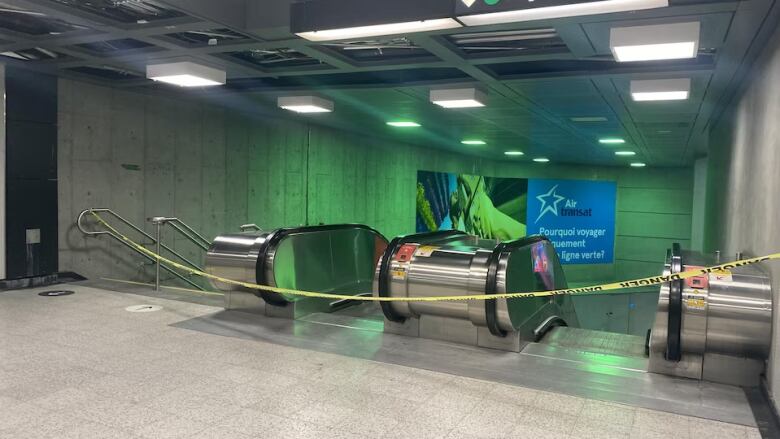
[278,96,334,113]
[599,138,626,145]
[630,162,647,167]
[387,121,421,127]
[431,87,486,108]
[296,19,462,42]
[570,116,608,122]
[504,151,524,156]
[461,140,486,145]
[615,151,636,156]
[458,0,668,26]
[631,78,691,101]
[146,61,226,87]
[533,157,550,163]
[611,22,699,62]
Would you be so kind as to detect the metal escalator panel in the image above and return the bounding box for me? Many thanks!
[206,224,389,306]
[526,326,649,373]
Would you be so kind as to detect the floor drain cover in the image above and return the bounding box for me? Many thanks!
[125,305,163,313]
[38,290,75,297]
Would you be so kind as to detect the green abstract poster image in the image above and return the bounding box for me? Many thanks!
[416,171,528,241]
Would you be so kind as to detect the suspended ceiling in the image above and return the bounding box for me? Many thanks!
[0,0,778,167]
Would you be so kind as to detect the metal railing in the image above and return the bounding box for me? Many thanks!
[76,208,210,291]
[239,223,262,232]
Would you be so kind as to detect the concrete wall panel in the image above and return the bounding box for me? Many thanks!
[706,26,780,401]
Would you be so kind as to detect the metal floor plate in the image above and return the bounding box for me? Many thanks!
[172,305,757,427]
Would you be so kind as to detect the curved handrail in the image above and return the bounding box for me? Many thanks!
[76,208,206,291]
[240,224,262,232]
[77,208,151,240]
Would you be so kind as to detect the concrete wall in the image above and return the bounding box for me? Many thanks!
[58,79,234,284]
[58,78,692,320]
[705,26,780,401]
[57,78,498,285]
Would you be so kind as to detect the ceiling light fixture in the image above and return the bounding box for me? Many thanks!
[291,0,461,42]
[461,139,486,145]
[278,96,334,113]
[615,151,636,156]
[387,121,421,127]
[504,151,524,156]
[533,157,550,163]
[431,87,487,108]
[599,137,626,145]
[457,0,668,26]
[610,22,699,62]
[146,61,226,87]
[570,116,608,122]
[296,19,462,41]
[631,78,691,101]
[630,162,647,167]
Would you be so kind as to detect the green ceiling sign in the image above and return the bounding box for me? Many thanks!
[459,0,502,8]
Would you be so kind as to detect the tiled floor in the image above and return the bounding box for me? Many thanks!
[0,285,762,439]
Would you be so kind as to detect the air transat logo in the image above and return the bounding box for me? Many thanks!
[535,185,593,223]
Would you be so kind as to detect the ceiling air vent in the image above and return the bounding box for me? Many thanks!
[75,38,155,54]
[447,28,568,56]
[322,37,435,62]
[47,0,185,24]
[0,2,88,35]
[165,28,250,47]
[0,47,68,61]
[227,48,325,69]
[69,65,143,80]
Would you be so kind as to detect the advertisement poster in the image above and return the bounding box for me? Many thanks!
[526,179,617,265]
[416,171,616,264]
[416,171,528,241]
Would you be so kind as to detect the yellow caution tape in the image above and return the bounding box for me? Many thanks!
[89,211,780,303]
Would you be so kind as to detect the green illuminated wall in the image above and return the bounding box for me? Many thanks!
[228,119,692,287]
[58,78,693,335]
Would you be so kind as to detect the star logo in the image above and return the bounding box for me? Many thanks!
[535,185,566,223]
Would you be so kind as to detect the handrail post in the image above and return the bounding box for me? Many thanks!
[151,217,167,291]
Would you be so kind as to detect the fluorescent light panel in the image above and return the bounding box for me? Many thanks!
[462,140,486,145]
[599,138,625,144]
[570,116,608,122]
[631,162,647,167]
[610,22,699,62]
[631,78,690,102]
[533,157,550,163]
[297,18,461,42]
[387,121,421,127]
[458,0,668,26]
[278,96,334,113]
[431,87,486,108]
[146,61,225,87]
[504,151,524,156]
[615,151,636,156]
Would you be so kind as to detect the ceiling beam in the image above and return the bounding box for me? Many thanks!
[410,33,615,153]
[687,0,780,156]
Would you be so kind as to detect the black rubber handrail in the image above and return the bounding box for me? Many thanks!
[484,235,554,337]
[666,243,683,362]
[255,224,389,306]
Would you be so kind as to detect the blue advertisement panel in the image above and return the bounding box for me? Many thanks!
[526,179,617,265]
